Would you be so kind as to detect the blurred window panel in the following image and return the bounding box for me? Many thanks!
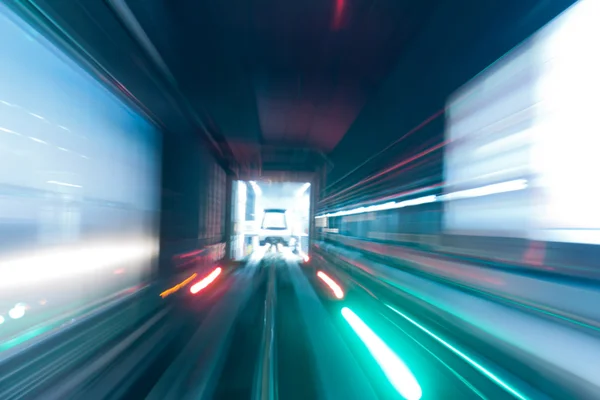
[443,0,600,244]
[0,3,161,347]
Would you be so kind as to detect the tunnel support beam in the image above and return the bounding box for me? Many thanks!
[224,174,234,262]
[255,260,278,400]
[309,174,321,257]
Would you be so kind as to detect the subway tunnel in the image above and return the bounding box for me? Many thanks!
[1,0,599,399]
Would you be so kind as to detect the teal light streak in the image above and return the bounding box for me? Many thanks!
[341,307,422,400]
[386,304,529,400]
[0,324,54,352]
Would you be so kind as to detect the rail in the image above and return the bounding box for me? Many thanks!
[254,259,278,400]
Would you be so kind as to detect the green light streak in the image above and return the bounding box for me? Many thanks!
[0,324,55,352]
[341,307,422,400]
[386,304,529,400]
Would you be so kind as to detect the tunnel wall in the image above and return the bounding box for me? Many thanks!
[319,0,600,280]
[159,133,228,277]
[319,197,600,280]
[328,0,578,189]
[0,2,162,344]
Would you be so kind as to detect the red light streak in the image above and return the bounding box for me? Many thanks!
[190,267,222,294]
[317,270,344,299]
[298,251,310,263]
[321,141,446,206]
[176,249,204,260]
[321,108,445,204]
[332,0,345,30]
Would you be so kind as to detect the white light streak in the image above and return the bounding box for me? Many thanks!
[0,127,20,135]
[0,240,158,289]
[29,137,48,144]
[440,179,528,201]
[47,180,82,188]
[29,112,45,120]
[316,180,528,219]
[316,195,437,219]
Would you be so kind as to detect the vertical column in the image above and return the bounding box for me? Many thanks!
[158,134,202,280]
[308,174,320,256]
[224,174,234,261]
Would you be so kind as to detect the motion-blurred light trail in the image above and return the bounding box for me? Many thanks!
[160,273,197,298]
[316,179,528,219]
[0,324,56,353]
[386,305,528,400]
[0,240,158,289]
[317,271,344,299]
[296,249,310,263]
[190,267,222,294]
[341,307,422,400]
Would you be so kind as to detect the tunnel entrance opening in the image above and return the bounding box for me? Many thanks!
[230,180,311,261]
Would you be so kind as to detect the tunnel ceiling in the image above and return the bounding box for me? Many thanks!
[21,0,442,172]
[125,0,442,160]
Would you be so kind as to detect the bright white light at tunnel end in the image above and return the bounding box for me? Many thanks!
[296,182,311,197]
